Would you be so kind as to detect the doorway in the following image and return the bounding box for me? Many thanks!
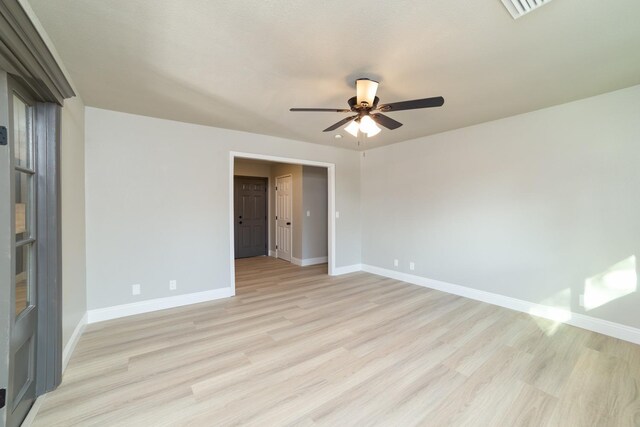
[1,8,74,425]
[1,72,65,427]
[234,176,268,259]
[229,152,336,293]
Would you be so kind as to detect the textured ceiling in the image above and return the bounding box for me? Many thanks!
[29,0,640,150]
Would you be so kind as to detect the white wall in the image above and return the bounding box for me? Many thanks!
[60,96,87,346]
[361,84,640,329]
[302,166,328,260]
[85,107,361,310]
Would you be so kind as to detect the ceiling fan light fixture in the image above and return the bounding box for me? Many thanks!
[344,119,360,137]
[365,126,381,137]
[359,115,381,136]
[356,78,379,106]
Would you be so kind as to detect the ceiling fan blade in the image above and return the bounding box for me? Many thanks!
[323,115,358,132]
[290,108,352,112]
[378,96,444,112]
[371,113,403,130]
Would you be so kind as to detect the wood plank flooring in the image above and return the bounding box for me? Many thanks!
[33,257,640,426]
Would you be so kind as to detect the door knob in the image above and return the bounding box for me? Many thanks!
[239,221,243,224]
[286,222,291,225]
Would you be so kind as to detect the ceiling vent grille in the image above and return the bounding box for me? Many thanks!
[501,0,553,19]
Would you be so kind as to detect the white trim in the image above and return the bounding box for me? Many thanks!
[230,152,337,289]
[267,176,272,255]
[327,164,336,275]
[19,394,46,427]
[291,256,328,267]
[269,250,277,257]
[62,312,87,372]
[331,264,363,276]
[302,256,328,266]
[361,264,640,346]
[87,287,234,324]
[229,154,236,294]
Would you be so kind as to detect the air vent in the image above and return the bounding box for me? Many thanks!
[501,0,553,19]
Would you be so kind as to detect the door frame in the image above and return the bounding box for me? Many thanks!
[229,152,336,293]
[1,72,63,427]
[274,174,293,262]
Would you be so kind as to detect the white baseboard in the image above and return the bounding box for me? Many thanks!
[291,256,328,267]
[331,264,363,276]
[62,312,88,373]
[269,250,277,257]
[87,287,234,324]
[20,394,46,427]
[361,264,640,346]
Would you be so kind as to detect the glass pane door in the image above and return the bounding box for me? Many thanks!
[13,94,35,318]
[7,85,38,427]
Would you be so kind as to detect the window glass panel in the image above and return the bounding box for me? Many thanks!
[15,171,32,241]
[13,94,32,169]
[16,243,32,317]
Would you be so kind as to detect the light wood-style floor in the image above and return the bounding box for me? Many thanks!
[34,257,640,426]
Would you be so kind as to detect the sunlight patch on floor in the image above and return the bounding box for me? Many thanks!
[529,288,572,336]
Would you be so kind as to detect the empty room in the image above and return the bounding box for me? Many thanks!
[1,0,639,426]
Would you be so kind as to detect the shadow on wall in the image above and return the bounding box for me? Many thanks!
[529,255,637,336]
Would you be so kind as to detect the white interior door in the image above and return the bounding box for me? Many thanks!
[275,175,292,262]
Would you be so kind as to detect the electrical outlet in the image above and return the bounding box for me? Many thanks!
[579,294,585,307]
[170,280,177,290]
[394,259,399,267]
[132,284,141,295]
[335,211,340,218]
[409,262,415,271]
[307,210,311,217]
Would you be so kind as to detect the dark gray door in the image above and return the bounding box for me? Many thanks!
[234,177,268,259]
[5,79,38,427]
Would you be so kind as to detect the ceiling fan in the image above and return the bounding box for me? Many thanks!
[290,78,444,138]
